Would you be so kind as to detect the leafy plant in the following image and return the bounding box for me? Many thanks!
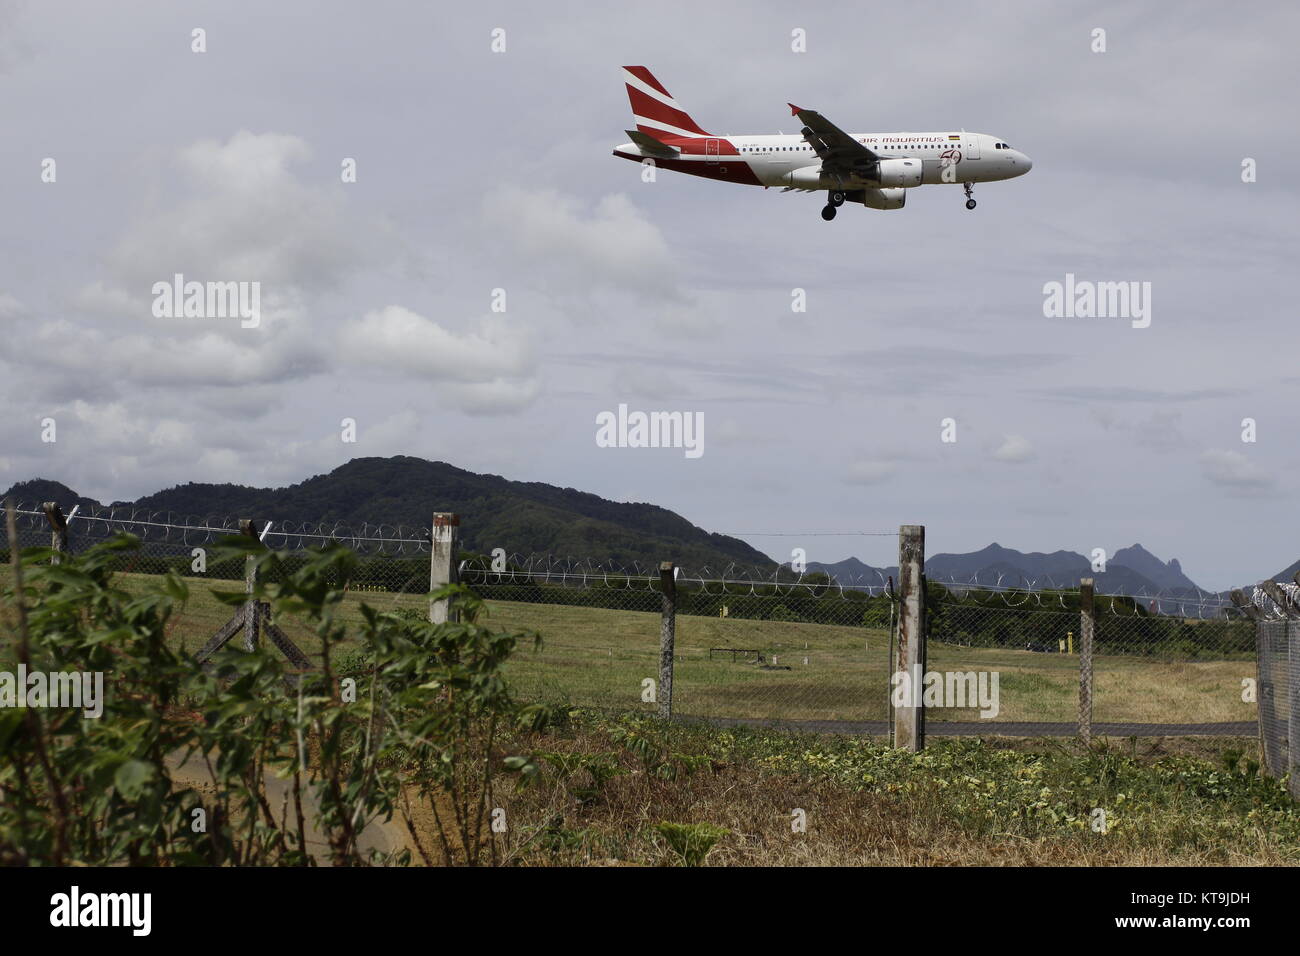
[0,522,541,867]
[651,821,729,866]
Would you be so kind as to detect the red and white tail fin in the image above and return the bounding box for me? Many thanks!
[622,66,711,140]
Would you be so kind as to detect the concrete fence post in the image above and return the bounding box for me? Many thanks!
[1289,620,1300,799]
[429,512,460,624]
[659,561,676,719]
[239,519,262,652]
[895,525,925,752]
[1234,589,1284,778]
[41,502,69,565]
[1262,582,1300,796]
[1078,578,1095,745]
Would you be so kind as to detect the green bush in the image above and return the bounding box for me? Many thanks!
[0,532,541,866]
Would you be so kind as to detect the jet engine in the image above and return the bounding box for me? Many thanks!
[871,157,922,188]
[849,188,907,210]
[781,165,832,188]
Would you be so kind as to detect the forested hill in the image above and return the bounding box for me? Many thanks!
[1,456,775,571]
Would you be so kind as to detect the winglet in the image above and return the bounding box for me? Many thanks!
[788,103,802,116]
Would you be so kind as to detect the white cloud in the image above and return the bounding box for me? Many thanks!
[1199,449,1274,495]
[339,305,539,414]
[179,130,312,195]
[991,435,1034,463]
[845,459,897,484]
[483,187,685,302]
[0,291,22,320]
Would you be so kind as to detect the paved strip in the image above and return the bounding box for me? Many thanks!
[688,717,1256,738]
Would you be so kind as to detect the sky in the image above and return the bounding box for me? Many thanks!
[0,0,1296,590]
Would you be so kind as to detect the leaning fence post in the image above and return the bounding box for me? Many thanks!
[894,525,925,752]
[429,512,460,624]
[1078,578,1095,745]
[659,561,677,719]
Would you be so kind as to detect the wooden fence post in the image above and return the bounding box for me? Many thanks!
[659,561,676,719]
[894,525,925,752]
[429,513,460,624]
[1078,577,1095,745]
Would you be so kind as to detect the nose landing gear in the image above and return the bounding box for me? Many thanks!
[964,182,976,210]
[821,204,837,221]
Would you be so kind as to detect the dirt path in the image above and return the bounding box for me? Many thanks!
[166,749,411,863]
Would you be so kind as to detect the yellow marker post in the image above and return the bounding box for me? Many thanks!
[1068,631,1074,654]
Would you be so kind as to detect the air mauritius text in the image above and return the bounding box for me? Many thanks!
[596,404,704,459]
[891,667,1000,718]
[0,666,104,718]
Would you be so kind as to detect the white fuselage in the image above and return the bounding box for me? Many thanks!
[613,130,1032,190]
[725,131,1029,187]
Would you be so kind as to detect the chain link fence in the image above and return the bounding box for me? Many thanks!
[2,505,1284,742]
[926,590,1257,734]
[1,502,434,666]
[459,556,896,725]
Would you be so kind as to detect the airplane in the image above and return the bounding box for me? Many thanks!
[612,66,1032,221]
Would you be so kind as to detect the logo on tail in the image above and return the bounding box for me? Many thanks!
[622,66,711,141]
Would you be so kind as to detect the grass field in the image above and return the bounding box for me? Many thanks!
[494,711,1297,866]
[3,561,1287,867]
[0,568,1253,729]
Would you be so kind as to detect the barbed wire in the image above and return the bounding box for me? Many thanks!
[457,553,895,598]
[715,530,898,536]
[7,502,1294,620]
[7,502,431,555]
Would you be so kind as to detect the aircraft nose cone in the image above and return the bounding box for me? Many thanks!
[1020,153,1033,173]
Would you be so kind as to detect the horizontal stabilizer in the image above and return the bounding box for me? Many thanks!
[626,129,680,158]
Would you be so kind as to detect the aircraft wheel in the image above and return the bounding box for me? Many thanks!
[829,190,846,207]
[965,199,977,210]
[821,205,837,221]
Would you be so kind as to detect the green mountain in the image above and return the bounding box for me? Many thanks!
[1,456,774,571]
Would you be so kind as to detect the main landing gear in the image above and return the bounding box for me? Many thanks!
[821,189,846,221]
[964,182,977,210]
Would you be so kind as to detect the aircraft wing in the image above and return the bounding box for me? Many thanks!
[789,104,878,178]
